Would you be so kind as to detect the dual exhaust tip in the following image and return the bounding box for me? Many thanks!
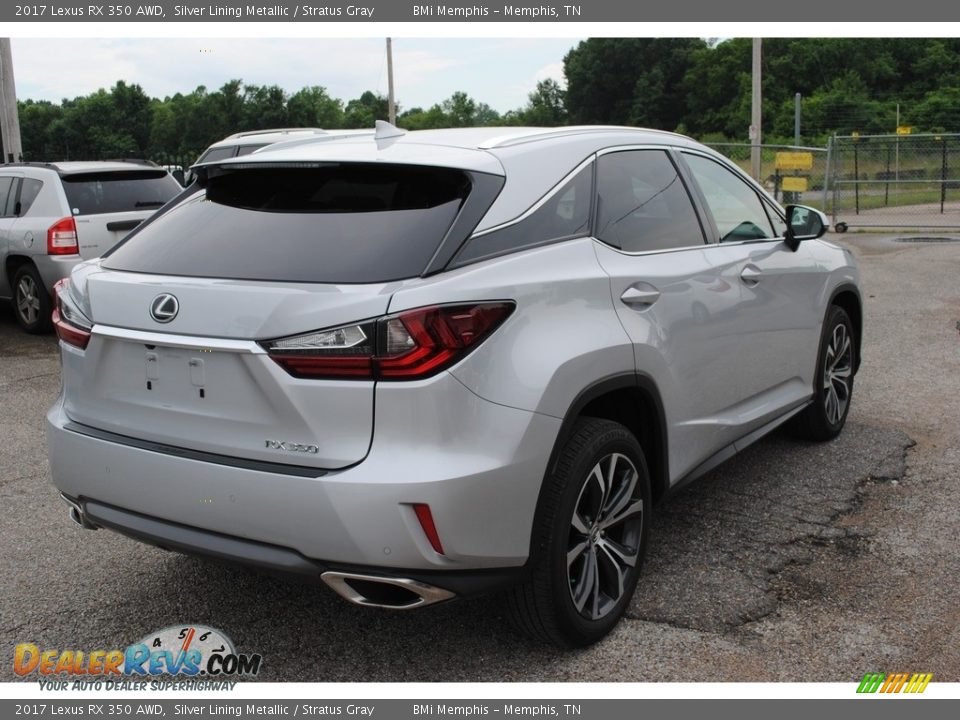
[60,494,454,610]
[60,494,99,530]
[321,571,455,610]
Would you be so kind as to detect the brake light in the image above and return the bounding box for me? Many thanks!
[263,302,514,381]
[52,279,92,350]
[47,217,79,255]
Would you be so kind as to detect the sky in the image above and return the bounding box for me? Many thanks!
[10,37,578,114]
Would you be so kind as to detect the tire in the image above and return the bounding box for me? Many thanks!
[506,417,651,647]
[834,222,848,233]
[789,305,856,441]
[12,263,53,334]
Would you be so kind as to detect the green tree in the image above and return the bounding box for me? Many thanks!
[343,91,389,128]
[241,84,289,129]
[287,86,344,128]
[516,79,567,126]
[564,38,707,128]
[442,91,478,127]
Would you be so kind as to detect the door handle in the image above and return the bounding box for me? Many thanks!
[620,284,661,307]
[740,265,762,286]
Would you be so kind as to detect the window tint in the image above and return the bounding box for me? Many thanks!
[62,171,180,216]
[0,177,14,218]
[196,146,238,163]
[103,163,473,284]
[18,178,43,216]
[596,150,704,252]
[454,164,592,265]
[235,143,269,157]
[683,153,776,242]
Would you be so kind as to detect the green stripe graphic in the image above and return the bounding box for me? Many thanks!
[857,673,886,693]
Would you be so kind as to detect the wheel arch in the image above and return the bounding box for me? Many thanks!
[828,283,862,373]
[527,373,669,565]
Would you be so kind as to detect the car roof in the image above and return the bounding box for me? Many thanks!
[206,128,329,149]
[1,160,163,176]
[200,124,722,233]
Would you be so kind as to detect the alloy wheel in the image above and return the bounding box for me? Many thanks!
[567,452,644,620]
[823,321,853,425]
[16,274,41,327]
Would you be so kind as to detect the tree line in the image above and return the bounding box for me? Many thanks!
[15,37,960,162]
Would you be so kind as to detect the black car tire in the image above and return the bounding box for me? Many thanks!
[12,263,53,334]
[790,305,856,441]
[506,417,650,647]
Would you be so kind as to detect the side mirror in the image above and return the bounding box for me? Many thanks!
[784,204,828,251]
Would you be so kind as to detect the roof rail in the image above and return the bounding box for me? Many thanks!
[478,125,681,149]
[0,161,61,170]
[102,158,159,166]
[225,128,326,139]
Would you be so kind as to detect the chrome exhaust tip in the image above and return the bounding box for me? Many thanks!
[60,494,98,530]
[321,571,455,610]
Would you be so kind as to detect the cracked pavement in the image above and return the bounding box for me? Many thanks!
[1,233,958,682]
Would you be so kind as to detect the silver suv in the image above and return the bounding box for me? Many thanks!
[0,161,181,333]
[46,126,861,646]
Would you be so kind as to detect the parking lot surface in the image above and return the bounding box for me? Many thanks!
[1,233,958,682]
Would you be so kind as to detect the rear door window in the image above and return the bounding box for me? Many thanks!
[596,150,705,252]
[18,179,43,216]
[62,171,180,216]
[103,163,475,284]
[0,177,15,217]
[195,146,238,163]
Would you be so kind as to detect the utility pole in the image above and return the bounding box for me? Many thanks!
[386,37,396,125]
[794,92,801,147]
[0,38,23,163]
[750,38,762,180]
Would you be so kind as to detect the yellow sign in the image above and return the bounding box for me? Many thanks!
[775,152,813,171]
[781,177,808,192]
[896,126,912,135]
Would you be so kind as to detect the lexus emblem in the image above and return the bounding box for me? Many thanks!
[150,294,179,323]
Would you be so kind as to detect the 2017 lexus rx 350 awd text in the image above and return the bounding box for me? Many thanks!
[47,124,861,646]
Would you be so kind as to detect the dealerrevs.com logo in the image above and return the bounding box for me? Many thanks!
[14,625,261,690]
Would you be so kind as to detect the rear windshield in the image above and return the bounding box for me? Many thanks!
[62,171,180,216]
[102,163,472,284]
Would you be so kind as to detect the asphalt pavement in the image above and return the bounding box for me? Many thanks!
[1,233,958,682]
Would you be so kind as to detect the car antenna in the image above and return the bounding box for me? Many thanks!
[374,120,406,141]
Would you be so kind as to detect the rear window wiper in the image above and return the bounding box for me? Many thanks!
[135,200,166,208]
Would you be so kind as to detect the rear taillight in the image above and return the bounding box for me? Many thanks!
[263,302,514,381]
[47,217,79,255]
[52,279,92,350]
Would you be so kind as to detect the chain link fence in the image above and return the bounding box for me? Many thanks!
[827,133,960,230]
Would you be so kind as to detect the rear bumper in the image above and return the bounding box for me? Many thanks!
[59,493,529,599]
[33,254,83,293]
[46,371,561,574]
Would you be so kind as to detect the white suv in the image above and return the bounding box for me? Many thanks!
[0,161,181,333]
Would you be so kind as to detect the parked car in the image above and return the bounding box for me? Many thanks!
[184,129,373,185]
[47,125,862,646]
[0,160,182,333]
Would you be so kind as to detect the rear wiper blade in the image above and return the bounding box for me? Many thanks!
[135,200,165,208]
